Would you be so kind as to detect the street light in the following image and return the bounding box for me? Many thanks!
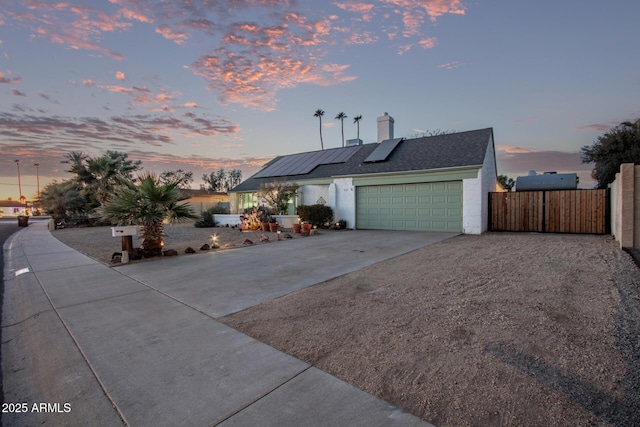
[14,159,22,201]
[34,163,40,199]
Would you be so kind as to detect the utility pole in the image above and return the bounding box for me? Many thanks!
[34,162,40,199]
[14,159,23,202]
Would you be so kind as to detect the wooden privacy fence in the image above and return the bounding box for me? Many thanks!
[489,189,608,234]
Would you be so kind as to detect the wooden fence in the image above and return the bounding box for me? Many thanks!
[489,189,608,234]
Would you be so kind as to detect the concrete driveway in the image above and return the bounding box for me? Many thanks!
[3,223,452,426]
[116,229,459,317]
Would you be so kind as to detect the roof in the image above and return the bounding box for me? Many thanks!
[0,200,26,208]
[232,128,493,192]
[180,189,228,197]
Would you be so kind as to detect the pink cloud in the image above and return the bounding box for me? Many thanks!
[439,61,460,70]
[418,37,436,49]
[155,24,188,44]
[115,71,125,80]
[0,71,21,84]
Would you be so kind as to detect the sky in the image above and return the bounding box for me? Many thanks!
[1,0,639,200]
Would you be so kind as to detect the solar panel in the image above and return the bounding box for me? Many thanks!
[253,145,361,178]
[363,138,403,163]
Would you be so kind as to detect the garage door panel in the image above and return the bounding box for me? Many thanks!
[357,181,462,231]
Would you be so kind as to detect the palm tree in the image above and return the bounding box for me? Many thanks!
[314,109,325,150]
[101,173,197,257]
[335,112,347,147]
[353,115,362,143]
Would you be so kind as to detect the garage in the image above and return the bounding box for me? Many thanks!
[356,181,463,231]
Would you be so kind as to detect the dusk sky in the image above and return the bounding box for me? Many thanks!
[1,0,639,200]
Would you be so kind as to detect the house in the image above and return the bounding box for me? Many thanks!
[180,189,229,214]
[0,200,28,217]
[515,172,578,191]
[230,113,502,234]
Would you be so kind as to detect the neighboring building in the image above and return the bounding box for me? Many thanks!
[230,113,502,234]
[0,200,28,217]
[515,172,578,191]
[180,189,230,214]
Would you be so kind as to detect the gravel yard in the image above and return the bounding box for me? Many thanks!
[51,221,301,264]
[220,233,640,427]
[51,225,640,426]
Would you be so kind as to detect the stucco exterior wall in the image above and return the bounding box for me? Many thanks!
[300,184,330,206]
[611,163,640,249]
[332,178,356,228]
[462,135,499,234]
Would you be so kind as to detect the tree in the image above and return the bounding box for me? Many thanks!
[408,129,456,138]
[100,173,197,257]
[497,175,515,192]
[258,180,299,214]
[335,112,347,147]
[201,168,242,192]
[581,120,640,188]
[160,169,194,189]
[314,109,325,150]
[64,150,142,208]
[353,115,362,142]
[37,180,86,219]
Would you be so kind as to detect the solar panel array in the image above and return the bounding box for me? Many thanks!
[363,138,403,163]
[253,145,361,178]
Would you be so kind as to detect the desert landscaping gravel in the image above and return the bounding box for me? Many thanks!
[52,225,640,426]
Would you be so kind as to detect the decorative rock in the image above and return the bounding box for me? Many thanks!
[260,234,269,242]
[283,233,293,239]
[163,249,178,257]
[185,247,196,254]
[243,239,254,245]
[200,243,211,251]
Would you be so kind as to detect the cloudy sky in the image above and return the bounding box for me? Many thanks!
[1,0,639,199]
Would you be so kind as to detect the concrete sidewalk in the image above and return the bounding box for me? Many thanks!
[3,223,448,426]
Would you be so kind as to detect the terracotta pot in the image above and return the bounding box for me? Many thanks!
[269,222,279,233]
[301,223,312,232]
[261,222,270,232]
[292,223,302,233]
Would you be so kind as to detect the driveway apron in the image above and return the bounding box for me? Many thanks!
[3,222,447,426]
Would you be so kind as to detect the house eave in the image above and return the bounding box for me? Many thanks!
[331,164,483,180]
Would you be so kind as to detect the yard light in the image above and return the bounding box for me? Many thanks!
[211,233,219,248]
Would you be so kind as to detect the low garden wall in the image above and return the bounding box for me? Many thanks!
[212,214,299,230]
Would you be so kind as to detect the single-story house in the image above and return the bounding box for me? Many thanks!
[0,200,28,217]
[180,189,229,214]
[230,113,503,234]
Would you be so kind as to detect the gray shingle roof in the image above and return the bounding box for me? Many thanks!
[232,128,493,192]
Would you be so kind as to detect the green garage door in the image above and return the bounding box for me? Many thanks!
[356,181,463,231]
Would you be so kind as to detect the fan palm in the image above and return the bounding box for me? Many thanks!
[335,112,347,147]
[314,109,325,150]
[101,173,197,257]
[353,115,362,142]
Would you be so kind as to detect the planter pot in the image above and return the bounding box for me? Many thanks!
[292,223,302,233]
[301,223,312,232]
[17,215,29,227]
[261,222,270,232]
[269,223,279,233]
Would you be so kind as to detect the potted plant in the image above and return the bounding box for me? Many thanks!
[269,217,279,232]
[292,221,302,233]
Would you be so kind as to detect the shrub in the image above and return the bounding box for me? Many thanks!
[296,204,333,228]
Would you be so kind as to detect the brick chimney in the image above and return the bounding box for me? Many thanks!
[377,112,394,143]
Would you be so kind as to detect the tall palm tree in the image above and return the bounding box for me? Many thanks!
[314,109,325,150]
[353,115,362,143]
[101,173,197,257]
[335,112,347,147]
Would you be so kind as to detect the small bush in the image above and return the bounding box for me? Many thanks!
[194,207,218,228]
[296,204,333,228]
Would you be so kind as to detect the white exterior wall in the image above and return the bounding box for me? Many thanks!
[300,184,330,206]
[333,178,356,228]
[462,134,498,234]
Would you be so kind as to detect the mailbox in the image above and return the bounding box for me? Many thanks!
[111,226,139,237]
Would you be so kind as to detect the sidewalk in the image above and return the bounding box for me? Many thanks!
[2,222,438,426]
